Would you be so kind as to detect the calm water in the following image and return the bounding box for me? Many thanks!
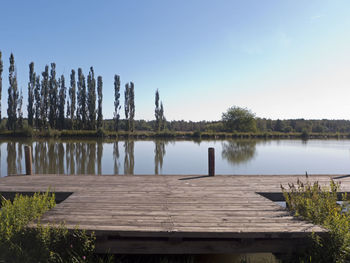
[1,138,350,176]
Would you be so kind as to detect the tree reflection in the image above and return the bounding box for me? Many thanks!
[221,140,257,165]
[97,140,103,175]
[124,141,134,175]
[154,140,167,175]
[113,141,119,175]
[7,142,16,175]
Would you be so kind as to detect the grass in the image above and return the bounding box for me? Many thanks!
[0,191,96,263]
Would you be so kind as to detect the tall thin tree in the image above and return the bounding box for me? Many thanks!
[114,75,121,131]
[49,63,58,128]
[17,89,23,129]
[41,65,49,129]
[129,82,135,132]
[124,83,130,132]
[155,89,160,131]
[27,62,35,126]
[87,67,96,130]
[58,75,66,130]
[69,69,76,129]
[160,102,166,130]
[97,76,103,129]
[77,68,87,129]
[34,76,41,129]
[7,53,18,131]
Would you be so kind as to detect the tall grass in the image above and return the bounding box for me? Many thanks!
[0,191,96,263]
[282,179,350,262]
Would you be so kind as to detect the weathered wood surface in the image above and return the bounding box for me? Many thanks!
[1,174,348,253]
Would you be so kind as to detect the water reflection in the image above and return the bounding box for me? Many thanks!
[3,138,350,176]
[124,141,134,175]
[154,140,167,175]
[221,140,257,165]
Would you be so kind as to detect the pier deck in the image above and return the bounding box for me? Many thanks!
[1,174,348,254]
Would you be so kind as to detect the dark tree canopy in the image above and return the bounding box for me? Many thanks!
[34,75,41,128]
[87,67,96,130]
[58,75,66,130]
[129,82,135,132]
[69,69,76,129]
[114,75,120,131]
[222,106,257,132]
[27,62,35,126]
[48,63,58,129]
[41,65,49,128]
[7,53,18,131]
[97,76,103,129]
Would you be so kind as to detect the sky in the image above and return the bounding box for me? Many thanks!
[0,0,350,121]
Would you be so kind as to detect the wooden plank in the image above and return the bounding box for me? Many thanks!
[0,174,340,254]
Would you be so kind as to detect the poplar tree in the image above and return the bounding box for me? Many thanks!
[155,89,165,131]
[49,63,58,128]
[87,67,96,130]
[155,89,160,131]
[7,53,18,131]
[34,76,41,129]
[97,76,103,129]
[124,83,130,132]
[17,89,23,129]
[160,102,166,130]
[0,51,3,123]
[77,68,86,129]
[129,82,135,132]
[113,75,121,131]
[69,69,76,129]
[58,75,66,130]
[27,62,35,126]
[41,65,49,128]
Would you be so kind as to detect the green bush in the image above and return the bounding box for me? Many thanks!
[0,191,96,263]
[97,127,106,138]
[282,179,350,262]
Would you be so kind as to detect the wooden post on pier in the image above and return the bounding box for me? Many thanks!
[208,147,215,176]
[24,146,32,175]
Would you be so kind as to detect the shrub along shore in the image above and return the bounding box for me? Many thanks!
[0,127,349,140]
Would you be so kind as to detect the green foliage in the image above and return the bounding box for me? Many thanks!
[97,127,106,138]
[69,69,76,129]
[58,74,66,130]
[7,53,19,131]
[34,75,41,129]
[49,63,59,129]
[222,106,257,132]
[114,75,121,131]
[87,67,96,130]
[155,89,160,131]
[17,89,23,129]
[282,179,350,262]
[301,128,310,140]
[0,191,95,263]
[77,68,87,129]
[27,62,35,127]
[41,65,50,129]
[97,76,103,129]
[129,82,135,132]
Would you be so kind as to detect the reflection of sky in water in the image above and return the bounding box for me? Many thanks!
[1,139,350,176]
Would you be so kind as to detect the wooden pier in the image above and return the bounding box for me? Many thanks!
[1,174,349,254]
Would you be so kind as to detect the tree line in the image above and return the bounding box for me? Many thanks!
[1,51,350,136]
[0,52,169,133]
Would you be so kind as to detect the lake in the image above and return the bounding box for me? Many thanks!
[1,138,350,176]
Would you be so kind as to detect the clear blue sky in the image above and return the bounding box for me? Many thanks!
[1,0,350,121]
